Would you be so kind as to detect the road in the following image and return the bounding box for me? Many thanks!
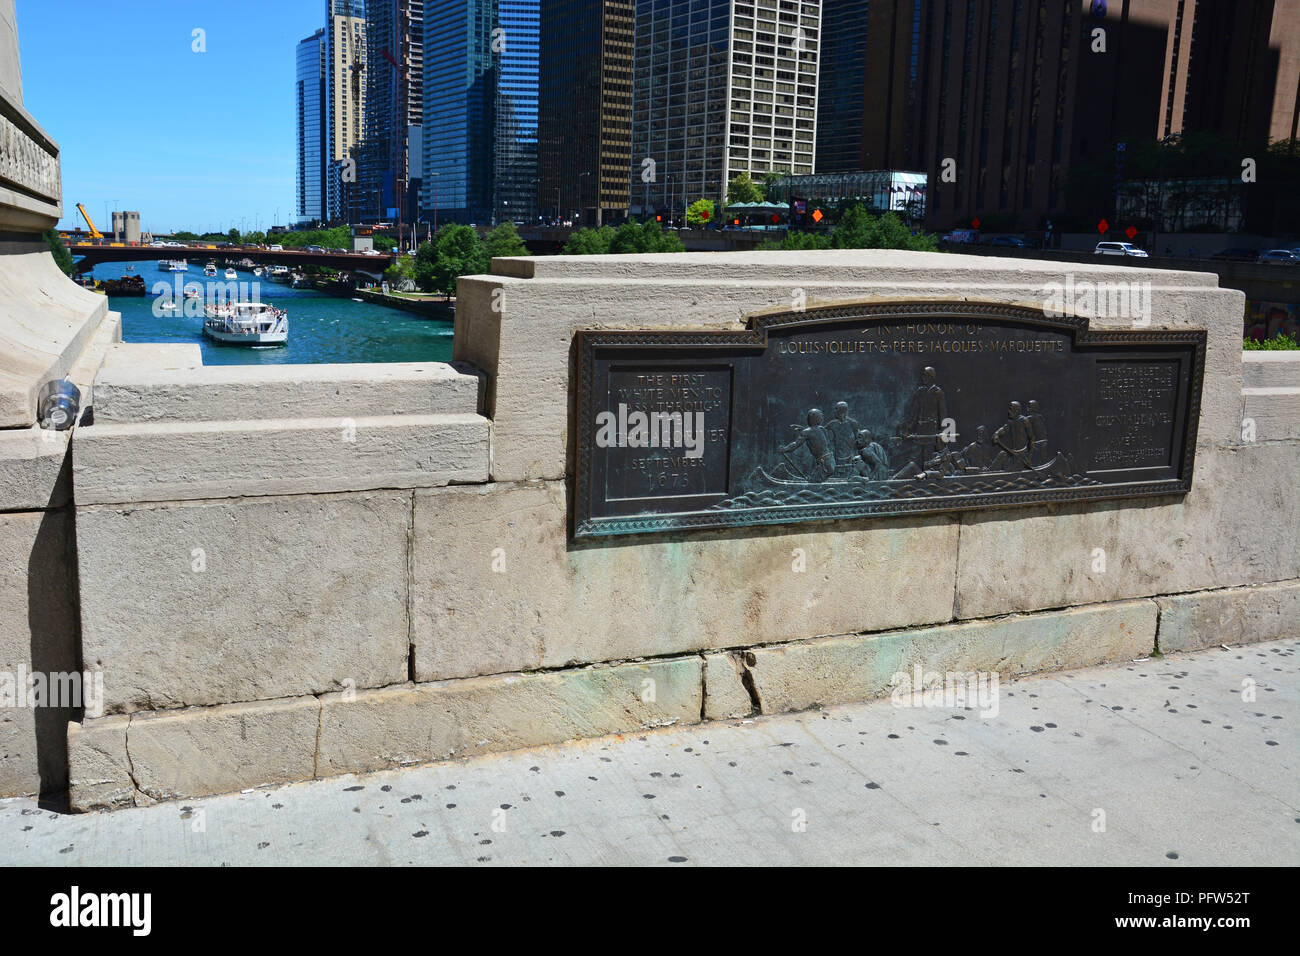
[2,639,1295,866]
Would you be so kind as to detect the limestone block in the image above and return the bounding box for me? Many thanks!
[1243,352,1300,389]
[77,492,411,713]
[411,481,958,681]
[1156,580,1300,653]
[124,696,320,803]
[0,508,78,797]
[72,412,489,504]
[1243,387,1300,441]
[0,425,69,510]
[317,656,702,776]
[66,716,133,811]
[93,361,481,423]
[710,600,1157,716]
[954,442,1300,618]
[98,342,202,372]
[456,251,1239,481]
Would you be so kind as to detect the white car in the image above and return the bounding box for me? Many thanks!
[269,244,283,251]
[1095,241,1149,258]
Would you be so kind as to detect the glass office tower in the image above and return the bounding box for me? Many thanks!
[494,0,539,224]
[295,28,327,224]
[538,0,634,225]
[815,0,867,173]
[421,0,539,226]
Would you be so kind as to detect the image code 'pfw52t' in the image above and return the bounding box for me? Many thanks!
[573,301,1206,538]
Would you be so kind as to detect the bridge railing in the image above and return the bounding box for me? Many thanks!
[0,72,61,229]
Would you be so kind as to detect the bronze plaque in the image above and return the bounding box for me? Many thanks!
[573,301,1205,538]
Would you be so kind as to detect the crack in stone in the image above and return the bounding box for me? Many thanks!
[731,651,763,716]
[122,716,146,805]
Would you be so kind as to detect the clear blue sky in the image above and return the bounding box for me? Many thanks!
[16,0,324,234]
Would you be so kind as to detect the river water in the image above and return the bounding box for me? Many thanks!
[88,259,453,366]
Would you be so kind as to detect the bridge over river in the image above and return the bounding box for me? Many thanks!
[69,242,397,275]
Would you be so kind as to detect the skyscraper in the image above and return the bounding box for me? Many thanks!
[325,0,368,223]
[494,0,540,224]
[296,28,327,224]
[358,0,425,224]
[421,0,540,226]
[817,0,1300,231]
[538,0,634,225]
[631,0,821,219]
[814,0,868,174]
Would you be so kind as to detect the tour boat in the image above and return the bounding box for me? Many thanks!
[267,265,291,282]
[224,268,238,280]
[201,301,288,345]
[164,259,188,271]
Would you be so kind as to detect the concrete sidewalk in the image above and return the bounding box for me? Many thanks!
[2,639,1296,866]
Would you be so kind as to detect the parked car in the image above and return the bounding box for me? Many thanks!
[1258,248,1300,265]
[989,235,1030,247]
[304,245,326,253]
[1095,241,1149,258]
[1209,247,1258,262]
[268,244,284,251]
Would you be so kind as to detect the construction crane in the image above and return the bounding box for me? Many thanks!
[75,203,103,239]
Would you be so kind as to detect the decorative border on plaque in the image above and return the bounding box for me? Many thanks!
[573,300,1206,538]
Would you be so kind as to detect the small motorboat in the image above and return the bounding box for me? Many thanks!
[224,268,238,280]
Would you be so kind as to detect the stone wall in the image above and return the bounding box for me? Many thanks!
[0,2,118,798]
[0,0,1293,809]
[57,250,1299,810]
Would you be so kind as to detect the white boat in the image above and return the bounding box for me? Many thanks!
[204,262,217,277]
[202,301,288,345]
[157,258,170,270]
[253,266,264,277]
[290,272,309,288]
[164,259,189,272]
[267,265,291,282]
[224,268,238,280]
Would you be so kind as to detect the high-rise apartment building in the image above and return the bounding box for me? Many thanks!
[325,0,368,223]
[421,0,540,225]
[296,28,327,224]
[538,0,634,225]
[631,0,821,218]
[358,0,424,223]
